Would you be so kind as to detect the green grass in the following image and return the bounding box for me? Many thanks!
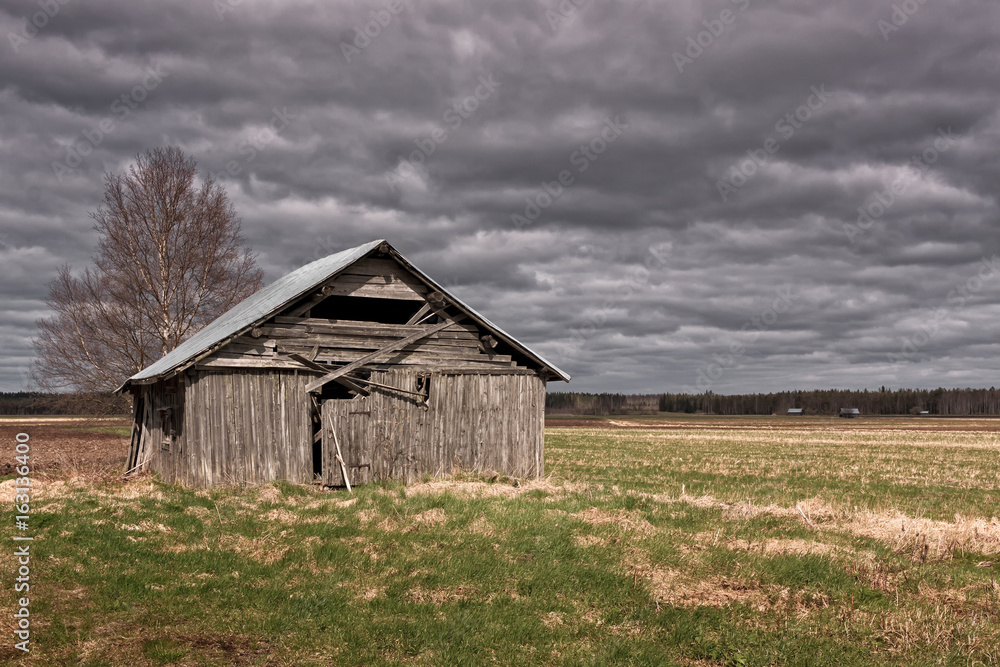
[2,416,999,665]
[546,416,1000,519]
[68,426,133,436]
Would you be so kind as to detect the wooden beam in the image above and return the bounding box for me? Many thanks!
[288,352,327,373]
[286,291,327,318]
[286,353,370,397]
[405,303,432,325]
[332,272,428,290]
[415,302,452,326]
[331,423,352,494]
[279,344,509,365]
[321,282,425,300]
[347,375,428,400]
[194,354,513,372]
[340,257,403,276]
[293,353,424,400]
[273,316,479,335]
[245,334,480,349]
[305,314,465,393]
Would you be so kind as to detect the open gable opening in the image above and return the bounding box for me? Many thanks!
[308,295,428,324]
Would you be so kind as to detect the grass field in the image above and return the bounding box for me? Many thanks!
[2,415,999,665]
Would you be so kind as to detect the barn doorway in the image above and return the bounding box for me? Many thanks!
[318,370,432,487]
[320,397,375,487]
[311,381,358,480]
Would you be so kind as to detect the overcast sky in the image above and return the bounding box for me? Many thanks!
[1,0,998,394]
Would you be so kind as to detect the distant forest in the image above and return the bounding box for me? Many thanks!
[547,387,1000,416]
[4,387,1000,417]
[0,392,63,415]
[0,392,128,416]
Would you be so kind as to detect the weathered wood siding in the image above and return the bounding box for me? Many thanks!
[130,378,184,478]
[197,316,519,372]
[322,370,545,486]
[324,257,429,300]
[141,369,312,487]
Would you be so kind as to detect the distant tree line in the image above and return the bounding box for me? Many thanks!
[0,392,56,415]
[546,392,660,415]
[0,392,128,416]
[7,386,1000,417]
[548,387,1000,416]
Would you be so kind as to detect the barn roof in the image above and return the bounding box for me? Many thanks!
[118,239,570,391]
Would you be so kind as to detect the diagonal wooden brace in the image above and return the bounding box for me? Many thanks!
[304,314,466,393]
[286,353,370,396]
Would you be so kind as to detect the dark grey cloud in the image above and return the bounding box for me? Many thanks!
[1,0,999,393]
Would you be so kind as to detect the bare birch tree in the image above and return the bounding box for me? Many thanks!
[33,147,263,393]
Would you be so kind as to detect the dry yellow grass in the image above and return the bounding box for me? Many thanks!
[5,415,1000,665]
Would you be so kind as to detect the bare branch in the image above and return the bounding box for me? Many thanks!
[32,147,263,392]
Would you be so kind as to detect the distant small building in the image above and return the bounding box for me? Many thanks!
[787,408,804,416]
[839,408,861,418]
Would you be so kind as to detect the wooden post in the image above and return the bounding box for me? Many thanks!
[330,422,352,494]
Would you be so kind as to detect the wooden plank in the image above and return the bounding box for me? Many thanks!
[333,272,428,291]
[177,378,187,485]
[272,317,479,337]
[301,351,506,368]
[125,393,142,473]
[224,342,275,356]
[268,372,279,481]
[405,303,432,325]
[286,353,370,397]
[316,282,426,300]
[206,347,514,368]
[195,358,521,376]
[341,374,428,400]
[196,358,306,369]
[257,334,481,350]
[259,326,479,343]
[340,257,410,276]
[296,326,482,344]
[281,344,510,365]
[259,372,270,482]
[331,422,352,494]
[285,291,327,318]
[193,373,207,486]
[537,375,546,477]
[321,400,331,486]
[232,336,278,348]
[222,372,231,483]
[305,315,466,393]
[257,325,309,339]
[419,367,535,375]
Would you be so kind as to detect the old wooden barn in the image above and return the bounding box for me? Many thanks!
[118,240,570,488]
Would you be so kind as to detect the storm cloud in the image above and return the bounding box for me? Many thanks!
[1,0,999,393]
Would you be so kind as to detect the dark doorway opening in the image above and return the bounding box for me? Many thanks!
[311,375,371,479]
[312,435,322,478]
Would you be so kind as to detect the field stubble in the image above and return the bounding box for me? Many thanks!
[1,414,998,665]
